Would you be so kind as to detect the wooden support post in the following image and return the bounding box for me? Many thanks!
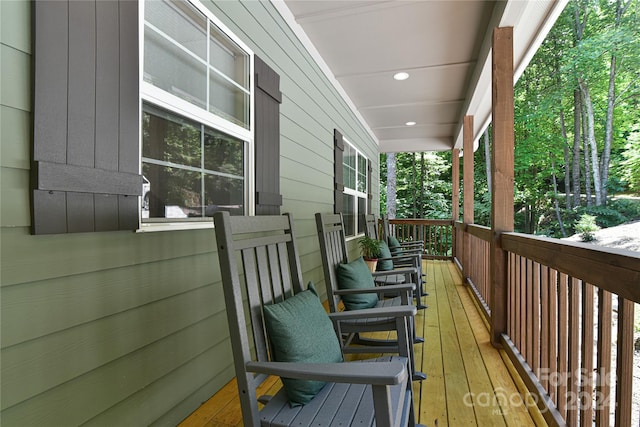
[452,148,460,259]
[490,27,514,347]
[463,115,474,281]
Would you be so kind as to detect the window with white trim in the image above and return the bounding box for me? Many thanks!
[342,139,369,237]
[141,0,253,224]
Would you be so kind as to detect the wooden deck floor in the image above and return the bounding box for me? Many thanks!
[179,261,544,427]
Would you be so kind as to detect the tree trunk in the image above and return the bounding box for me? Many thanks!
[412,153,417,218]
[560,110,571,209]
[571,1,587,208]
[572,89,582,208]
[581,97,593,207]
[579,78,603,205]
[601,0,628,204]
[551,155,567,237]
[419,152,425,218]
[484,127,491,196]
[386,153,397,219]
[602,52,616,204]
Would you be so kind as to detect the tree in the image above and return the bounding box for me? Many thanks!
[380,0,640,235]
[386,153,397,218]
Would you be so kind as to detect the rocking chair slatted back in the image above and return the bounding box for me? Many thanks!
[214,212,304,422]
[215,211,422,426]
[364,213,380,240]
[314,213,349,313]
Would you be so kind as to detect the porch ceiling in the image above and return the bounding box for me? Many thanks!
[277,0,567,153]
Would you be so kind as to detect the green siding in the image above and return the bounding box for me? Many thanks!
[0,0,379,425]
[1,106,31,170]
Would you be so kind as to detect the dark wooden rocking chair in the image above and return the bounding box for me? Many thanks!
[380,215,426,253]
[315,212,426,381]
[214,211,423,426]
[367,214,428,301]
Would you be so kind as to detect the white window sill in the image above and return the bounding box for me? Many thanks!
[136,220,214,233]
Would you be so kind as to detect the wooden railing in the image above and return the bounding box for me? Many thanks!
[453,222,640,426]
[385,219,453,259]
[500,233,639,427]
[456,222,492,317]
[391,217,638,426]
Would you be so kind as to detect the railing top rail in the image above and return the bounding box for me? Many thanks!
[387,219,453,226]
[466,224,492,241]
[502,232,640,303]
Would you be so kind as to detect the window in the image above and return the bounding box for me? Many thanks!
[342,139,369,237]
[141,0,253,225]
[32,0,279,234]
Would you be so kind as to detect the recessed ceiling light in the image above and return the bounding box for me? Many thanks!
[393,72,409,81]
[405,121,416,126]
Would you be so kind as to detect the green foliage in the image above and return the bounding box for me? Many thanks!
[537,197,640,238]
[381,151,452,219]
[608,198,640,218]
[575,214,600,241]
[582,205,628,228]
[619,129,640,193]
[357,236,381,259]
[381,0,640,236]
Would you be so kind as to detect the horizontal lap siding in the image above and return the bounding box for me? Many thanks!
[1,1,378,426]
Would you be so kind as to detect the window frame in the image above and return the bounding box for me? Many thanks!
[138,0,255,232]
[342,137,369,238]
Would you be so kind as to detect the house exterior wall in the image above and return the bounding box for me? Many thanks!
[0,1,379,425]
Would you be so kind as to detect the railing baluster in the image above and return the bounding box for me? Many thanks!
[532,261,541,379]
[548,268,558,407]
[520,256,527,358]
[615,297,634,426]
[567,277,581,427]
[580,282,594,427]
[507,252,514,337]
[526,258,534,367]
[540,265,550,392]
[514,254,521,351]
[595,289,612,427]
[558,272,568,419]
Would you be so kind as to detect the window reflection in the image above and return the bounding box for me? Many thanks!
[142,105,245,219]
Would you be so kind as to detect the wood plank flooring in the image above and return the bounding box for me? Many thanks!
[179,261,544,427]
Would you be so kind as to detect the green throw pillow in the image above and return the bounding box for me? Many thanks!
[336,257,379,310]
[376,240,395,271]
[388,236,403,255]
[263,282,343,406]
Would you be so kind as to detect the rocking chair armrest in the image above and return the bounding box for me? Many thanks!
[368,282,416,293]
[328,305,417,321]
[393,248,423,255]
[372,267,417,278]
[399,241,423,248]
[333,283,414,296]
[376,254,420,263]
[246,360,408,385]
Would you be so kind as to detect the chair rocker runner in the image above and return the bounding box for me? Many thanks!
[315,212,426,381]
[213,211,423,427]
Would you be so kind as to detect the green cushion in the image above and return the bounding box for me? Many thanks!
[336,257,379,310]
[388,235,401,249]
[388,235,404,256]
[263,282,343,406]
[376,240,395,271]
